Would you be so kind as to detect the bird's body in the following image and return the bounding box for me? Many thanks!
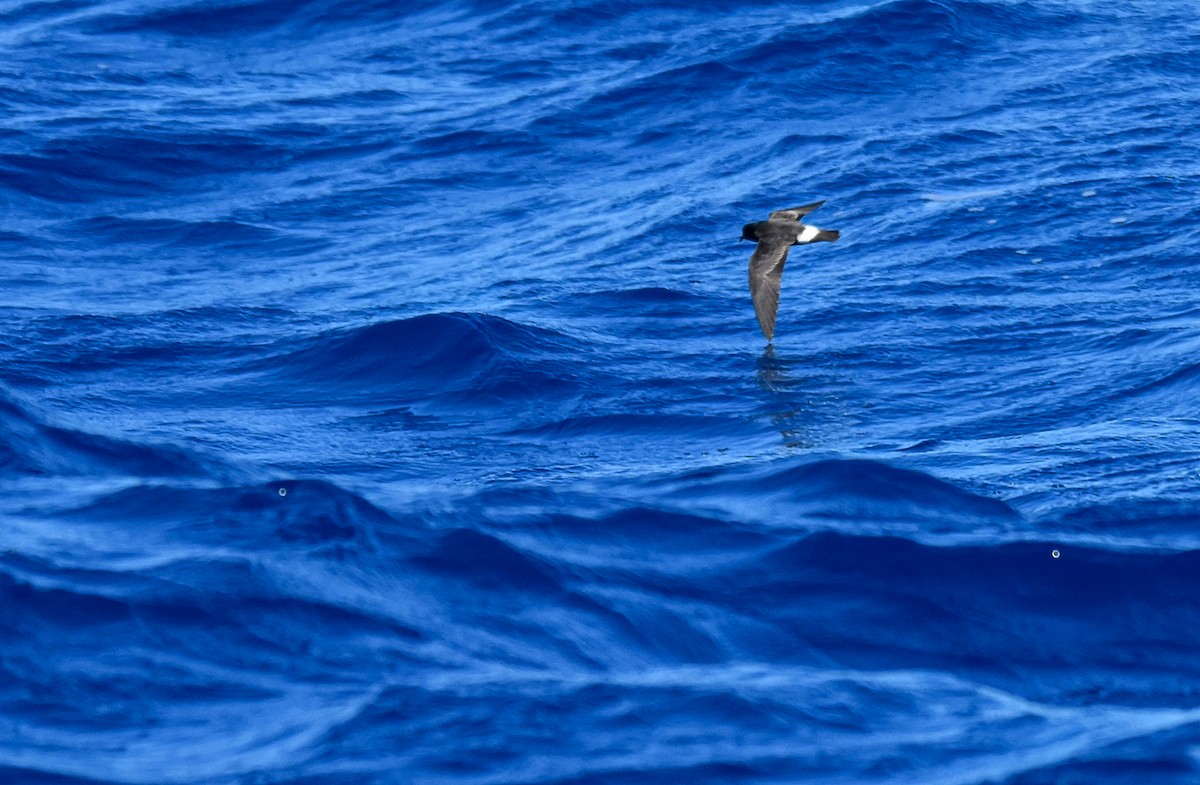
[741,201,839,342]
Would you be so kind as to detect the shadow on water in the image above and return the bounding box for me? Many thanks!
[755,343,811,449]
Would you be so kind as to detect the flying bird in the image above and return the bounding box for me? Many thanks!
[741,201,840,342]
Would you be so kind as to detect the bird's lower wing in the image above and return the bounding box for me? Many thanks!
[749,241,791,341]
[769,200,825,222]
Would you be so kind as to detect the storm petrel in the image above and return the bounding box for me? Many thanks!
[740,200,839,342]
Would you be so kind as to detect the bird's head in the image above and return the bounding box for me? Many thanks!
[740,223,758,242]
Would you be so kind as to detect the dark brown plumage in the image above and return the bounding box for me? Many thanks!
[740,201,839,342]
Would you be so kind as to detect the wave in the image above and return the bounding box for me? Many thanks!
[749,0,1080,64]
[67,478,407,552]
[577,61,746,119]
[80,0,413,37]
[2,308,293,386]
[0,386,214,479]
[728,531,1200,683]
[473,499,1200,693]
[411,129,548,158]
[1111,360,1200,415]
[411,528,565,594]
[249,312,587,412]
[15,478,432,663]
[1056,499,1200,547]
[0,766,113,785]
[0,131,291,203]
[299,660,1200,785]
[65,216,326,256]
[510,413,762,441]
[0,544,422,783]
[659,458,1020,530]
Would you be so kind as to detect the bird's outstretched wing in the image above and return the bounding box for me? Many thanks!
[769,200,825,222]
[748,238,792,341]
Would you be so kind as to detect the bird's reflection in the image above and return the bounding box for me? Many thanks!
[754,344,812,449]
[755,344,789,393]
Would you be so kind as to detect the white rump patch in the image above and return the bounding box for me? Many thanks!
[798,224,821,243]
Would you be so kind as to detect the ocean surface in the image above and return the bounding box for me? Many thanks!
[3,0,1200,782]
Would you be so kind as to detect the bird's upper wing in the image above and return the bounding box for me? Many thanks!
[748,235,792,342]
[769,200,825,222]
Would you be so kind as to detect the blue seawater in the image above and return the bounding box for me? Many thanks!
[4,0,1200,782]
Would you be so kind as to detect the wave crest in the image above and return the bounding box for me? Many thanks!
[0,386,213,479]
[665,458,1019,529]
[254,312,585,411]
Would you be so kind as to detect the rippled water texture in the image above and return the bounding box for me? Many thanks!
[4,0,1200,782]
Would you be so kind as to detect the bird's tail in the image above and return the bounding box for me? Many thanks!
[814,229,840,242]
